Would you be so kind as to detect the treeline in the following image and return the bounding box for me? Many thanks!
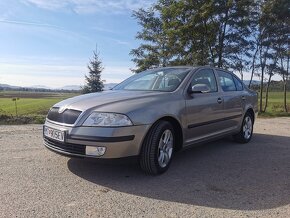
[0,87,80,93]
[130,0,289,113]
[251,80,290,92]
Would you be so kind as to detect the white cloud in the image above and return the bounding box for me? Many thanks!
[0,62,132,88]
[108,38,131,46]
[0,19,63,30]
[24,0,155,14]
[92,26,116,34]
[0,18,95,45]
[22,0,69,10]
[0,18,132,46]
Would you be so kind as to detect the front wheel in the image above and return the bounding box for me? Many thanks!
[233,113,254,143]
[140,121,175,175]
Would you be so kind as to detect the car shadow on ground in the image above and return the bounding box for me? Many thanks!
[67,133,290,210]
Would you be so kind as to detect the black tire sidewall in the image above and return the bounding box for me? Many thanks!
[153,122,175,173]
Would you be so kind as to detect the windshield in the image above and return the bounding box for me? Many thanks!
[113,68,191,92]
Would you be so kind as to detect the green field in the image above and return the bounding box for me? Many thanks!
[0,91,77,116]
[0,91,77,124]
[0,90,289,124]
[1,98,64,116]
[259,91,290,117]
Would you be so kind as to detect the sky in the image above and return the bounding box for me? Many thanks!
[0,0,155,88]
[0,0,280,89]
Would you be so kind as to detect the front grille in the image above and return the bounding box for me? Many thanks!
[44,137,85,155]
[47,107,82,124]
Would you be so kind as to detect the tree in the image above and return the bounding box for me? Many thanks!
[248,41,259,88]
[130,0,289,114]
[256,0,290,112]
[163,0,255,69]
[130,6,170,73]
[161,0,215,66]
[82,47,104,93]
[268,0,290,112]
[250,0,274,113]
[131,0,255,72]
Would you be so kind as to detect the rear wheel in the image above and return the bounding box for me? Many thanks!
[233,112,253,143]
[140,121,175,175]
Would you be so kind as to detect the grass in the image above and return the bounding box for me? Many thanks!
[0,91,78,124]
[259,91,290,117]
[0,98,64,116]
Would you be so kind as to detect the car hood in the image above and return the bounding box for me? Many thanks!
[53,90,168,112]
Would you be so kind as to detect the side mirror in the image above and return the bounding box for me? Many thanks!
[189,84,211,94]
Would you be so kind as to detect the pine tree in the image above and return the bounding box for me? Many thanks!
[82,47,104,93]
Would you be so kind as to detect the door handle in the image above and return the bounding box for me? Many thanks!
[217,98,223,104]
[241,96,246,101]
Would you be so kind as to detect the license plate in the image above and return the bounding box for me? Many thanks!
[44,126,65,142]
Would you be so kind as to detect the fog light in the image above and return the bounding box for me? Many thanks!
[86,146,106,156]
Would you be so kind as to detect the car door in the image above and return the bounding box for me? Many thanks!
[216,70,244,129]
[184,68,225,145]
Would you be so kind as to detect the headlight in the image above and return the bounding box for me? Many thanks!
[82,112,133,127]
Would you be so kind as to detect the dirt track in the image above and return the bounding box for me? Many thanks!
[0,118,289,217]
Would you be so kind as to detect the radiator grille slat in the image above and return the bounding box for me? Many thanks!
[47,107,81,124]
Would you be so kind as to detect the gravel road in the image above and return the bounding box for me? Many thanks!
[0,118,290,217]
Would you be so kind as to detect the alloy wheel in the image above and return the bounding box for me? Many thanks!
[157,129,173,168]
[243,116,253,140]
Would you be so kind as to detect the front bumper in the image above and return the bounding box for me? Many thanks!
[43,120,150,159]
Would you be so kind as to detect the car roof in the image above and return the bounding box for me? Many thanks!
[152,66,195,70]
[154,66,240,79]
[150,66,235,76]
[152,65,228,71]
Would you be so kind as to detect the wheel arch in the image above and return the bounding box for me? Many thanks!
[245,107,255,123]
[140,116,184,153]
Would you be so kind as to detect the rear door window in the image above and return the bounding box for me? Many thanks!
[233,76,244,91]
[217,70,237,92]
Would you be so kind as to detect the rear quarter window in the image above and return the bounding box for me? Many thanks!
[233,76,244,91]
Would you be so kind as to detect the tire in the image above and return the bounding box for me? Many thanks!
[233,112,254,143]
[140,121,175,175]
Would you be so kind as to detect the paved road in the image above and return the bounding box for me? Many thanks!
[0,118,290,217]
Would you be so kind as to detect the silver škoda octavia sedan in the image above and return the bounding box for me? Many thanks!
[43,66,258,175]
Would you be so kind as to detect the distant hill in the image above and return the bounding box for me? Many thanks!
[0,83,119,92]
[29,85,52,89]
[59,85,81,91]
[0,83,81,92]
[243,80,260,86]
[0,83,21,89]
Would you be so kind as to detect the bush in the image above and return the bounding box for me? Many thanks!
[0,114,46,125]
